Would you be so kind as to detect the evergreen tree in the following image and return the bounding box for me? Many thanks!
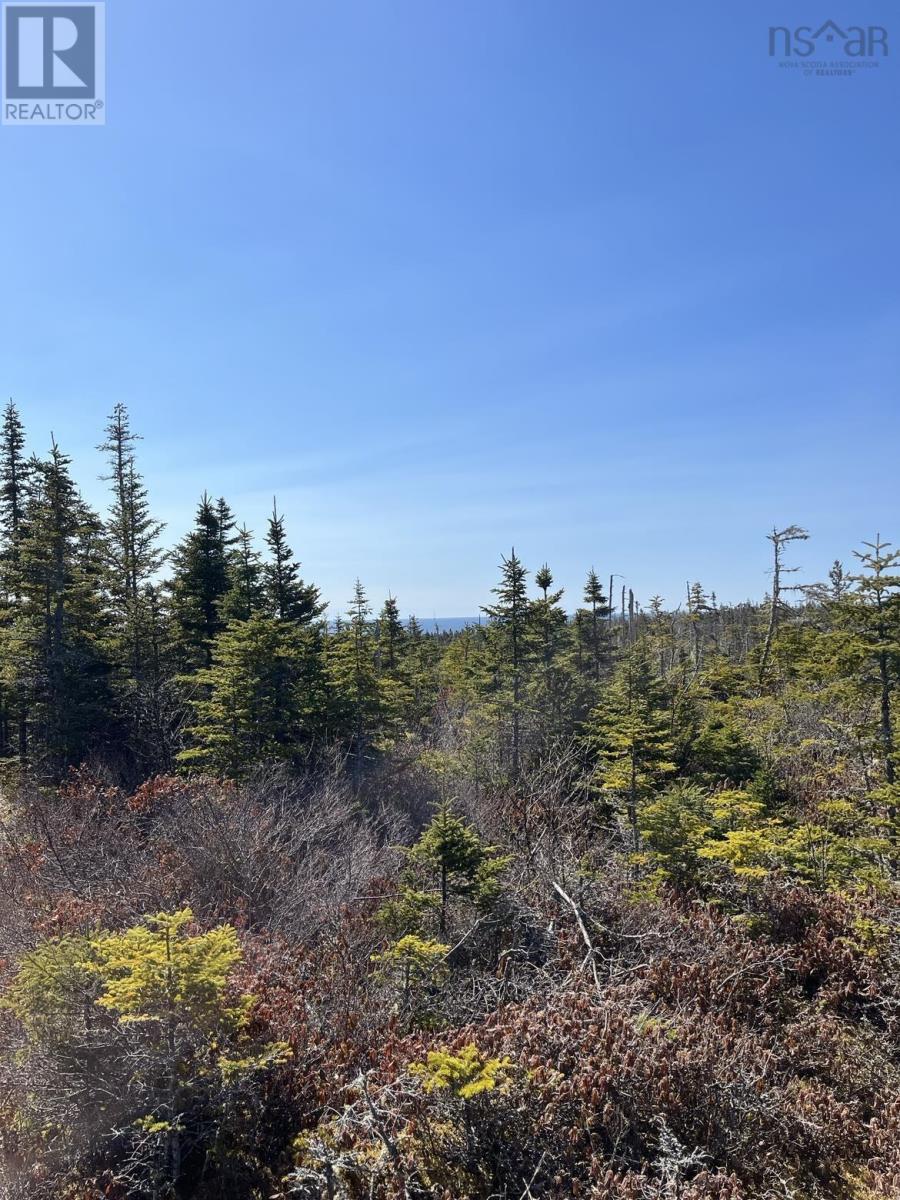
[848,537,900,792]
[326,580,381,783]
[98,403,166,671]
[0,400,31,760]
[5,909,284,1197]
[759,524,808,681]
[264,501,322,624]
[377,595,405,672]
[7,440,113,771]
[638,780,718,886]
[97,405,171,774]
[0,400,30,588]
[220,524,266,622]
[529,564,574,745]
[374,594,416,734]
[533,565,566,670]
[645,595,676,678]
[578,568,611,681]
[179,614,319,776]
[216,497,237,555]
[585,639,676,852]
[403,613,441,729]
[168,494,231,669]
[407,801,507,935]
[126,582,180,775]
[482,550,531,779]
[687,581,711,673]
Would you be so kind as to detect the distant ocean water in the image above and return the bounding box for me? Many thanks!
[327,616,482,634]
[407,617,482,633]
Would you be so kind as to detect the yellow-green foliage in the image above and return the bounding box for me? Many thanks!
[409,1043,512,1100]
[586,642,677,806]
[5,909,263,1062]
[709,788,766,829]
[219,1040,292,1079]
[372,935,449,987]
[88,907,250,1038]
[638,782,711,882]
[2,935,97,1043]
[377,887,440,938]
[699,825,779,878]
[4,907,289,1132]
[779,804,892,890]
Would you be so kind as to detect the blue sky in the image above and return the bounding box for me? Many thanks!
[1,0,897,616]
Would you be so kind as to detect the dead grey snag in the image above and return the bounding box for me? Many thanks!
[759,524,809,682]
[552,880,602,996]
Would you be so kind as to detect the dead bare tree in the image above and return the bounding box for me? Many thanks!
[759,524,809,682]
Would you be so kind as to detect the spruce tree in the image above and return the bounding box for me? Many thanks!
[529,564,573,745]
[759,524,809,681]
[533,565,565,670]
[168,494,231,670]
[578,568,611,681]
[216,497,237,555]
[403,613,440,729]
[687,581,711,673]
[98,404,166,676]
[0,401,31,760]
[179,614,313,776]
[377,595,405,672]
[848,537,900,791]
[264,501,322,624]
[326,580,380,784]
[11,440,113,772]
[585,639,676,852]
[220,524,266,622]
[408,801,507,935]
[482,550,531,779]
[126,582,180,775]
[0,400,29,585]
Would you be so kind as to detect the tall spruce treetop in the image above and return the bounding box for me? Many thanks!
[849,536,900,789]
[220,524,266,623]
[687,581,712,672]
[168,493,231,669]
[532,564,566,663]
[759,524,809,681]
[482,549,529,634]
[98,405,165,673]
[264,501,322,624]
[216,498,237,554]
[536,564,565,617]
[377,595,405,672]
[0,401,31,761]
[14,439,113,771]
[325,579,381,785]
[581,568,611,681]
[0,398,29,561]
[482,550,531,778]
[98,405,165,605]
